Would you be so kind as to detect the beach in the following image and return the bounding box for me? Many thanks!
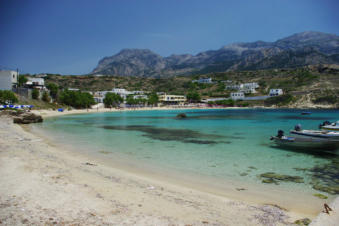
[0,111,338,225]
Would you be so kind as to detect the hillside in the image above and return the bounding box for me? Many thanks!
[92,31,339,77]
[44,64,339,108]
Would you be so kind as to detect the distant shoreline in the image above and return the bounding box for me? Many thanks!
[32,105,338,119]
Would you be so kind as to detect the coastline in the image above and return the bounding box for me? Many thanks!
[1,112,338,225]
[31,105,337,119]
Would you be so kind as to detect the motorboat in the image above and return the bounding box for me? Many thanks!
[290,129,339,140]
[270,135,339,150]
[289,124,339,140]
[270,130,339,151]
[319,121,339,131]
[301,112,311,115]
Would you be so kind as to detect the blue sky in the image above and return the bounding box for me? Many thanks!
[0,0,338,75]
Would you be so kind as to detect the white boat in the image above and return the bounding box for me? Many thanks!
[320,121,339,131]
[290,129,339,140]
[270,135,339,151]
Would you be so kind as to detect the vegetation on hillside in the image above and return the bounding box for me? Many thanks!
[59,90,95,109]
[103,93,123,108]
[21,65,339,108]
[264,94,295,106]
[0,90,18,104]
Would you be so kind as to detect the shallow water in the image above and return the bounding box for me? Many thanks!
[34,109,339,195]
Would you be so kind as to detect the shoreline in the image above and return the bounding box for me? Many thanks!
[31,105,338,119]
[1,113,338,224]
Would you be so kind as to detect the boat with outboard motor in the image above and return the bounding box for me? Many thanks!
[270,129,339,151]
[319,120,339,131]
[290,124,339,140]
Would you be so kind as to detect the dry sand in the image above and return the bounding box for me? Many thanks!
[0,113,338,225]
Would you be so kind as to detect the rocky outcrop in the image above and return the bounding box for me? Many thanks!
[13,112,43,124]
[92,31,339,77]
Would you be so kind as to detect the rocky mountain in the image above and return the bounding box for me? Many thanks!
[92,31,339,77]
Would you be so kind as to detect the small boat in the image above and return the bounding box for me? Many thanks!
[270,130,339,151]
[290,129,339,140]
[301,112,311,115]
[270,135,339,150]
[320,121,339,131]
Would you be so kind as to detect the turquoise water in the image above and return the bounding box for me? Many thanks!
[34,109,339,195]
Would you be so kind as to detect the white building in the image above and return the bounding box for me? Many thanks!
[26,77,45,89]
[159,94,187,105]
[230,92,245,100]
[226,82,259,94]
[242,87,257,94]
[192,78,213,84]
[0,70,18,90]
[243,82,259,89]
[269,89,283,96]
[133,95,148,100]
[112,88,132,99]
[226,84,243,90]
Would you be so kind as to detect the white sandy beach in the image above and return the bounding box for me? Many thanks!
[1,111,338,225]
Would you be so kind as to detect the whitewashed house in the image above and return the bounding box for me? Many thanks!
[0,70,18,90]
[26,77,45,89]
[159,94,187,105]
[230,92,245,100]
[133,95,148,100]
[112,88,132,99]
[192,78,213,84]
[269,89,283,96]
[226,84,243,90]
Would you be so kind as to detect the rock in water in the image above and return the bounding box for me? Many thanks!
[176,113,187,119]
[13,113,43,124]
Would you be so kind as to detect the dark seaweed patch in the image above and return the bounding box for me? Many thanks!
[101,125,225,144]
[308,157,339,195]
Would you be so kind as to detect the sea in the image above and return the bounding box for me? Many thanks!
[33,108,339,198]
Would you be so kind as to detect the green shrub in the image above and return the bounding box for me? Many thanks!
[186,91,201,103]
[42,91,51,102]
[103,93,123,108]
[47,83,59,99]
[0,90,18,104]
[313,95,338,104]
[59,90,95,109]
[32,89,40,100]
[264,94,294,106]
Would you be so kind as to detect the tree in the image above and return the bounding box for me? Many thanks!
[103,93,123,108]
[147,93,159,106]
[0,90,18,104]
[47,83,59,100]
[18,75,28,87]
[32,89,40,100]
[126,95,137,105]
[186,91,201,103]
[58,90,95,109]
[42,91,50,102]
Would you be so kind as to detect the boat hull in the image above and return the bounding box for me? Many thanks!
[290,130,339,140]
[271,136,339,151]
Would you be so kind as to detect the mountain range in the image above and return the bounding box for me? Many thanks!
[92,31,339,77]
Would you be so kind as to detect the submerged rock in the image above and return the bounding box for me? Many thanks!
[176,113,187,119]
[308,158,339,195]
[260,172,304,183]
[294,218,311,226]
[262,178,279,185]
[312,183,339,195]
